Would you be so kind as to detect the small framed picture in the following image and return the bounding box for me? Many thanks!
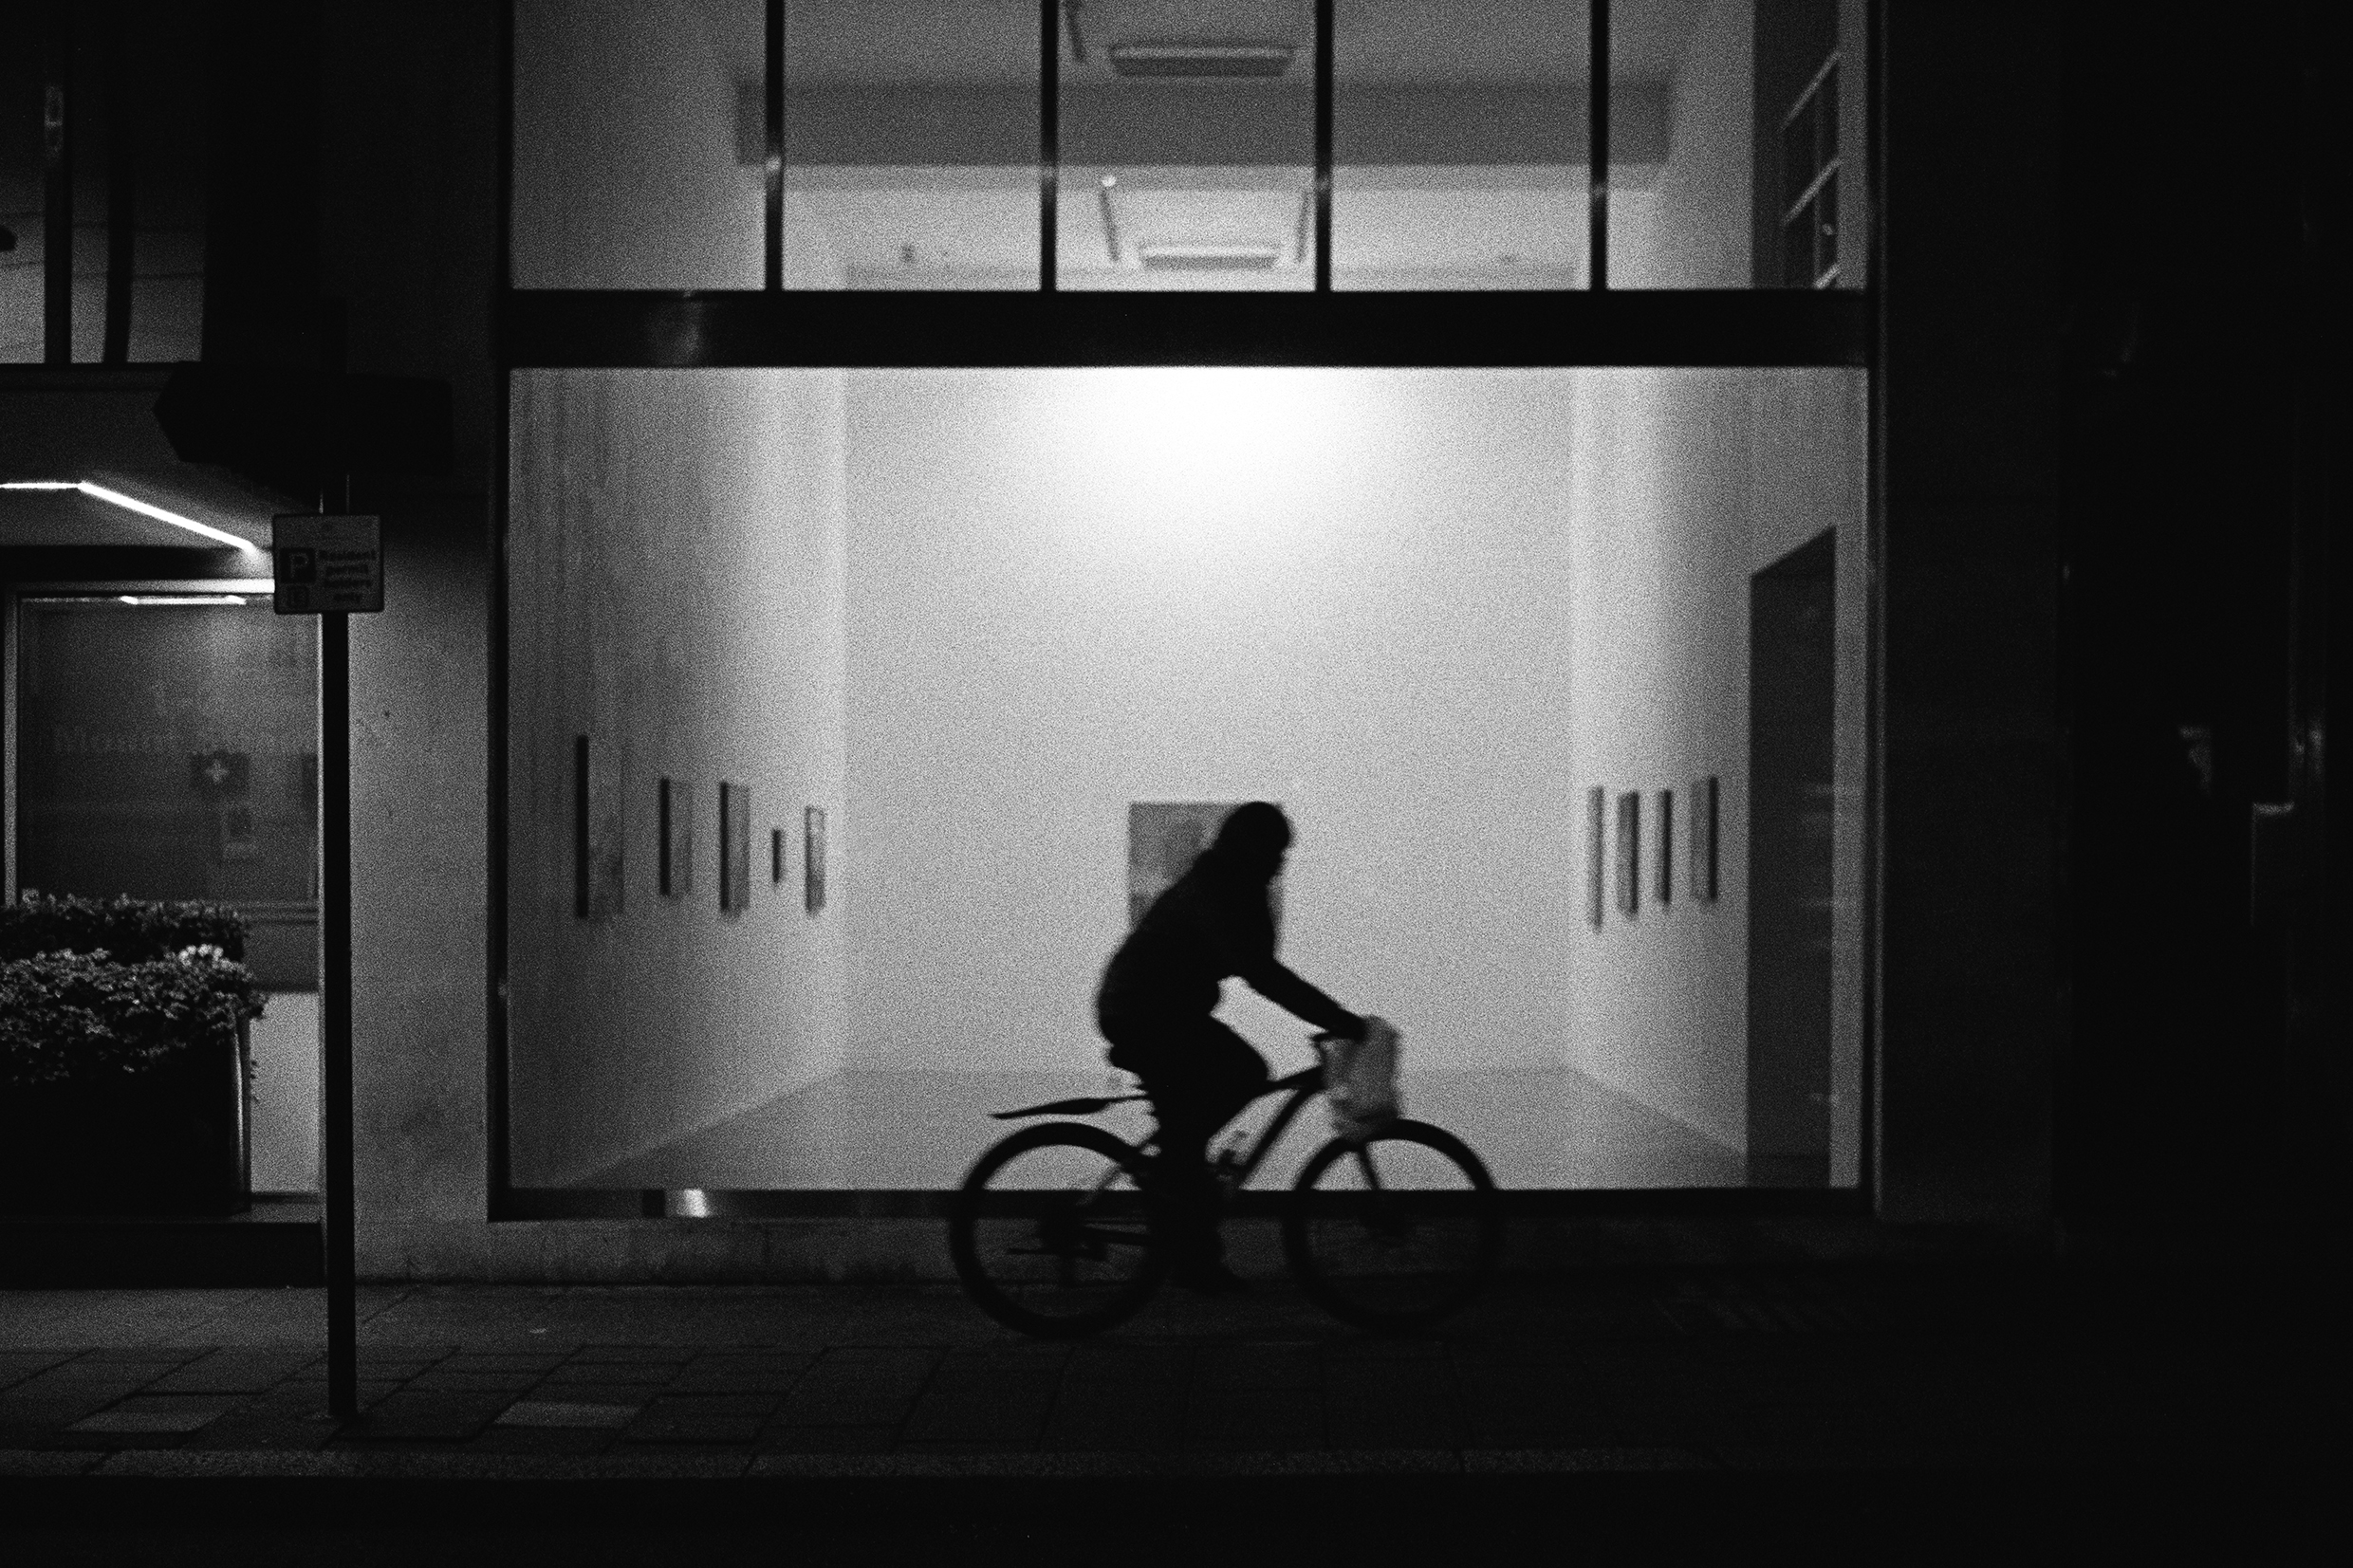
[1690,774,1719,902]
[658,777,692,898]
[718,782,750,914]
[770,826,787,886]
[1584,785,1605,930]
[1615,791,1641,918]
[804,805,826,914]
[1655,788,1675,908]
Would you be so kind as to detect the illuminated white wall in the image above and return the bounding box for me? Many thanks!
[1565,368,1865,1152]
[1613,0,1754,289]
[841,370,1583,1079]
[507,369,848,1187]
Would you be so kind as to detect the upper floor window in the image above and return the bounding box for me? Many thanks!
[509,0,1868,296]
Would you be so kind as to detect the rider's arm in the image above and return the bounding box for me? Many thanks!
[1236,954,1365,1040]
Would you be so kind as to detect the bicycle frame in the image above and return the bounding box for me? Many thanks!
[1146,1062,1332,1192]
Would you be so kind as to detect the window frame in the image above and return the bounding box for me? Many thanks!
[487,0,1886,1220]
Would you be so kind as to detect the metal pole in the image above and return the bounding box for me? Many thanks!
[321,487,357,1418]
[1040,0,1058,291]
[1589,0,1610,291]
[1314,0,1332,292]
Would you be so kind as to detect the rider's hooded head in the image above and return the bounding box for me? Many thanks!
[1204,802,1291,884]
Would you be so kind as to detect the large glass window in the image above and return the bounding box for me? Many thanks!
[12,594,318,989]
[1333,0,1588,290]
[1059,1,1319,291]
[784,0,1040,290]
[504,366,1866,1193]
[1608,0,1867,289]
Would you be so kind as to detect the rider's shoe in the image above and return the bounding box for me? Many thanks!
[1168,1261,1252,1296]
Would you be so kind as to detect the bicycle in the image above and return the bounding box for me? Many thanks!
[948,1036,1502,1338]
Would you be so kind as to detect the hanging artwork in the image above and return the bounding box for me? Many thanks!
[569,736,623,920]
[1585,785,1606,930]
[804,805,826,914]
[1655,788,1675,908]
[1615,791,1641,918]
[770,826,787,886]
[1690,774,1720,902]
[718,781,750,913]
[658,776,692,898]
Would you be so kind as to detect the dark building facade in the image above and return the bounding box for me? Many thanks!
[0,2,2339,1280]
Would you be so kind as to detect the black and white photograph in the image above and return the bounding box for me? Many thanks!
[0,0,2337,1559]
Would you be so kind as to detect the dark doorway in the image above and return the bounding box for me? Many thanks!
[1746,527,1835,1186]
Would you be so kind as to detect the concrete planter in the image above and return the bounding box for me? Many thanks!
[0,1022,251,1216]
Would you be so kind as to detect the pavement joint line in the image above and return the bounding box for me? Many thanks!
[7,1447,1762,1481]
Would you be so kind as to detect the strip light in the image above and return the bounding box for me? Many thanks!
[2,480,265,555]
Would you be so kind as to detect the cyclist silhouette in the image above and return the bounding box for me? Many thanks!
[1095,801,1366,1294]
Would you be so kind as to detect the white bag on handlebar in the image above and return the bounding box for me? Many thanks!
[1321,1016,1402,1143]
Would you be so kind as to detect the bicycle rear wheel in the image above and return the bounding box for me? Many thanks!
[950,1121,1165,1338]
[1283,1119,1500,1331]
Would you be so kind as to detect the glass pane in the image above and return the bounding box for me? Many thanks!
[14,596,318,989]
[1059,1,1318,291]
[1333,0,1588,291]
[509,366,1868,1192]
[0,30,44,360]
[510,0,766,290]
[1608,0,1864,289]
[784,0,1039,289]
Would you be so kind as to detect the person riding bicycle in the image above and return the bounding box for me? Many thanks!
[1095,802,1367,1296]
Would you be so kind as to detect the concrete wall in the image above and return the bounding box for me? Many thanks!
[1614,0,1753,289]
[841,370,1581,1078]
[510,0,765,290]
[507,370,848,1188]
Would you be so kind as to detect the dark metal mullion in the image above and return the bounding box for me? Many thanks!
[43,7,72,364]
[1314,0,1332,292]
[1589,0,1609,291]
[1041,0,1058,291]
[102,47,135,365]
[764,0,783,290]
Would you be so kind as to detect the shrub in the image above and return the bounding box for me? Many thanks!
[0,893,248,964]
[0,946,267,1091]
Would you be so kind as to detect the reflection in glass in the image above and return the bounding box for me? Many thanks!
[0,37,40,360]
[14,598,318,987]
[1059,1,1318,291]
[1332,0,1589,290]
[510,0,766,290]
[784,0,1040,289]
[1608,0,1864,289]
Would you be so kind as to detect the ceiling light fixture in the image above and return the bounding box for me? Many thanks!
[1,480,264,555]
[1107,42,1295,78]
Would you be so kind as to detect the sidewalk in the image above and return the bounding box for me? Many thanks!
[1,1260,2323,1483]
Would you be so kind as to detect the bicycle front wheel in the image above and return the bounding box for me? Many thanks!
[950,1121,1165,1338]
[1283,1119,1501,1331]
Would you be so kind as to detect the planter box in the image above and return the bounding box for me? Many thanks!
[0,1023,251,1217]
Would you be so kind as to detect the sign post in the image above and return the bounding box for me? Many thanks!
[273,512,380,1423]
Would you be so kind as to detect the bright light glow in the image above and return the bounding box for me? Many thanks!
[3,480,265,555]
[116,595,250,606]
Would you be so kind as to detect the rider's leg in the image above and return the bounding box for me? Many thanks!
[1102,1019,1269,1274]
